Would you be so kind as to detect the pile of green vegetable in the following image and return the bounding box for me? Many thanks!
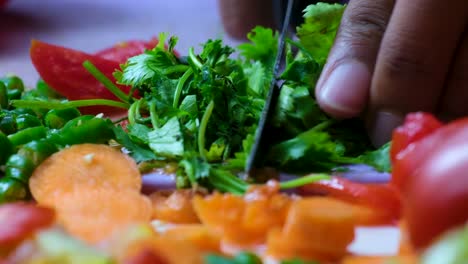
[0,3,390,202]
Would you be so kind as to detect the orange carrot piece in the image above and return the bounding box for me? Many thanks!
[30,144,142,206]
[123,236,204,264]
[267,197,358,262]
[54,189,152,243]
[149,190,200,224]
[162,224,221,253]
[192,186,291,245]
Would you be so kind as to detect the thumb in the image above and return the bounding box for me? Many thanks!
[315,0,394,119]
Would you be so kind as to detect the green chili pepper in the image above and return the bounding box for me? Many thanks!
[15,114,42,131]
[1,76,25,100]
[36,79,63,99]
[0,82,8,109]
[12,108,36,116]
[0,177,28,204]
[8,126,47,146]
[0,131,13,164]
[5,140,58,184]
[44,108,81,129]
[4,154,35,184]
[0,112,17,135]
[48,117,115,146]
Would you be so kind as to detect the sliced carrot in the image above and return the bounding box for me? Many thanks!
[122,236,204,264]
[149,190,200,224]
[54,189,152,243]
[162,224,221,253]
[30,144,142,206]
[193,186,291,245]
[267,197,358,262]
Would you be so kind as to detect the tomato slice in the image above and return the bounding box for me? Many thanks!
[0,203,55,255]
[95,38,160,63]
[298,177,401,224]
[396,117,468,249]
[30,40,132,115]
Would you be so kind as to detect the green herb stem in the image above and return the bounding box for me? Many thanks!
[279,173,330,189]
[189,47,203,69]
[149,101,159,128]
[198,100,214,160]
[82,60,131,104]
[163,65,190,75]
[173,68,193,108]
[12,99,129,110]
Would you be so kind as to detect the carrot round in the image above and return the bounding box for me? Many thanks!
[29,144,142,206]
[55,189,152,243]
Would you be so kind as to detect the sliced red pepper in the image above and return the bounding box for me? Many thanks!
[30,40,132,115]
[298,177,402,224]
[95,38,160,63]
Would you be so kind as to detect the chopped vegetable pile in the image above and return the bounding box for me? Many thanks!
[1,2,467,264]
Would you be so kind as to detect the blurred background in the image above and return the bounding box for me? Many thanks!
[0,0,331,87]
[0,0,240,86]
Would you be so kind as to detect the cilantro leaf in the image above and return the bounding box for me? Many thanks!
[297,3,346,64]
[113,126,157,163]
[356,142,391,172]
[238,26,278,67]
[148,117,184,158]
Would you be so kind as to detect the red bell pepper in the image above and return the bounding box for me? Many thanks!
[298,176,402,224]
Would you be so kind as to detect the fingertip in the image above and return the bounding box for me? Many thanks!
[367,111,404,148]
[316,60,371,119]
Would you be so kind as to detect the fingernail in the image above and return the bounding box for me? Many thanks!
[317,61,371,117]
[368,111,404,147]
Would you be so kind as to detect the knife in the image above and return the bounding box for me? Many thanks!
[245,0,295,178]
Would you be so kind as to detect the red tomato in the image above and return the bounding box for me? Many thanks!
[390,112,442,163]
[30,40,132,115]
[390,112,442,190]
[298,177,401,224]
[394,117,468,248]
[0,203,55,255]
[95,38,160,63]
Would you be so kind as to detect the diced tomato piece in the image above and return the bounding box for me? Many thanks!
[0,203,55,256]
[95,38,160,63]
[30,40,133,115]
[298,177,401,224]
[394,117,468,248]
[390,112,442,163]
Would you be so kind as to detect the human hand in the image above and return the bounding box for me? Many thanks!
[314,0,468,146]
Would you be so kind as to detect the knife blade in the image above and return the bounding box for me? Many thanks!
[245,0,295,177]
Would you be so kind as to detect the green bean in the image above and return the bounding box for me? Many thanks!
[36,79,63,99]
